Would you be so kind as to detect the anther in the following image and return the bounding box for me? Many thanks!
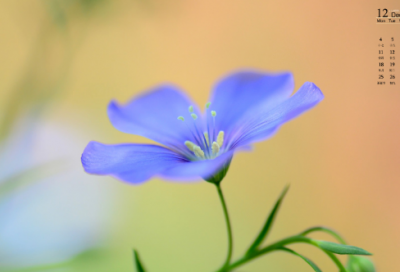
[178,104,223,160]
[191,113,198,120]
[193,145,205,159]
[212,142,220,155]
[185,141,195,151]
[217,131,224,147]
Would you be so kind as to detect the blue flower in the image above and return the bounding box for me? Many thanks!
[81,70,323,184]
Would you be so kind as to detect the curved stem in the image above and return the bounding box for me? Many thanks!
[220,235,347,272]
[215,184,233,271]
[322,250,347,272]
[299,226,347,244]
[227,236,312,270]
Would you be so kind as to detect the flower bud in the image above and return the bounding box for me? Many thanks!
[347,256,376,272]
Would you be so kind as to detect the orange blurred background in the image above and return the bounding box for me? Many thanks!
[0,0,398,271]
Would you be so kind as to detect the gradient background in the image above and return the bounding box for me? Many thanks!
[0,0,398,271]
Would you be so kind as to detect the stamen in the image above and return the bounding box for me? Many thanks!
[212,142,220,155]
[203,132,210,146]
[217,131,224,147]
[188,112,209,155]
[179,116,203,152]
[210,111,217,145]
[185,141,195,151]
[177,104,223,160]
[193,145,205,159]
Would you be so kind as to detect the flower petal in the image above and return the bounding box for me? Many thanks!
[209,70,294,136]
[161,151,234,181]
[229,82,324,148]
[81,142,233,184]
[82,141,185,184]
[107,85,200,151]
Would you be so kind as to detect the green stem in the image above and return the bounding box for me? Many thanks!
[323,250,347,272]
[215,184,233,271]
[219,235,347,272]
[226,236,312,270]
[299,226,347,244]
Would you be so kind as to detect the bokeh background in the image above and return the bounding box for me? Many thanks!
[0,0,398,271]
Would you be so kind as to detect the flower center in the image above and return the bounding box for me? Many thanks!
[177,102,224,160]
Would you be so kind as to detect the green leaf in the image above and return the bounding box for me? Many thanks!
[315,241,372,255]
[246,185,289,254]
[279,247,322,272]
[133,250,147,272]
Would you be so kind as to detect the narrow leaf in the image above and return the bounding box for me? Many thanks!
[279,247,322,272]
[315,241,372,255]
[246,185,289,255]
[133,250,147,272]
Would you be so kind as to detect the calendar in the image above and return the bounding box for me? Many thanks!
[377,9,398,86]
[378,37,396,86]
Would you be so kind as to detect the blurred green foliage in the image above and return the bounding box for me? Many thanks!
[3,248,111,272]
[0,1,112,270]
[0,160,66,199]
[0,0,110,142]
[45,0,109,28]
[347,256,376,272]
